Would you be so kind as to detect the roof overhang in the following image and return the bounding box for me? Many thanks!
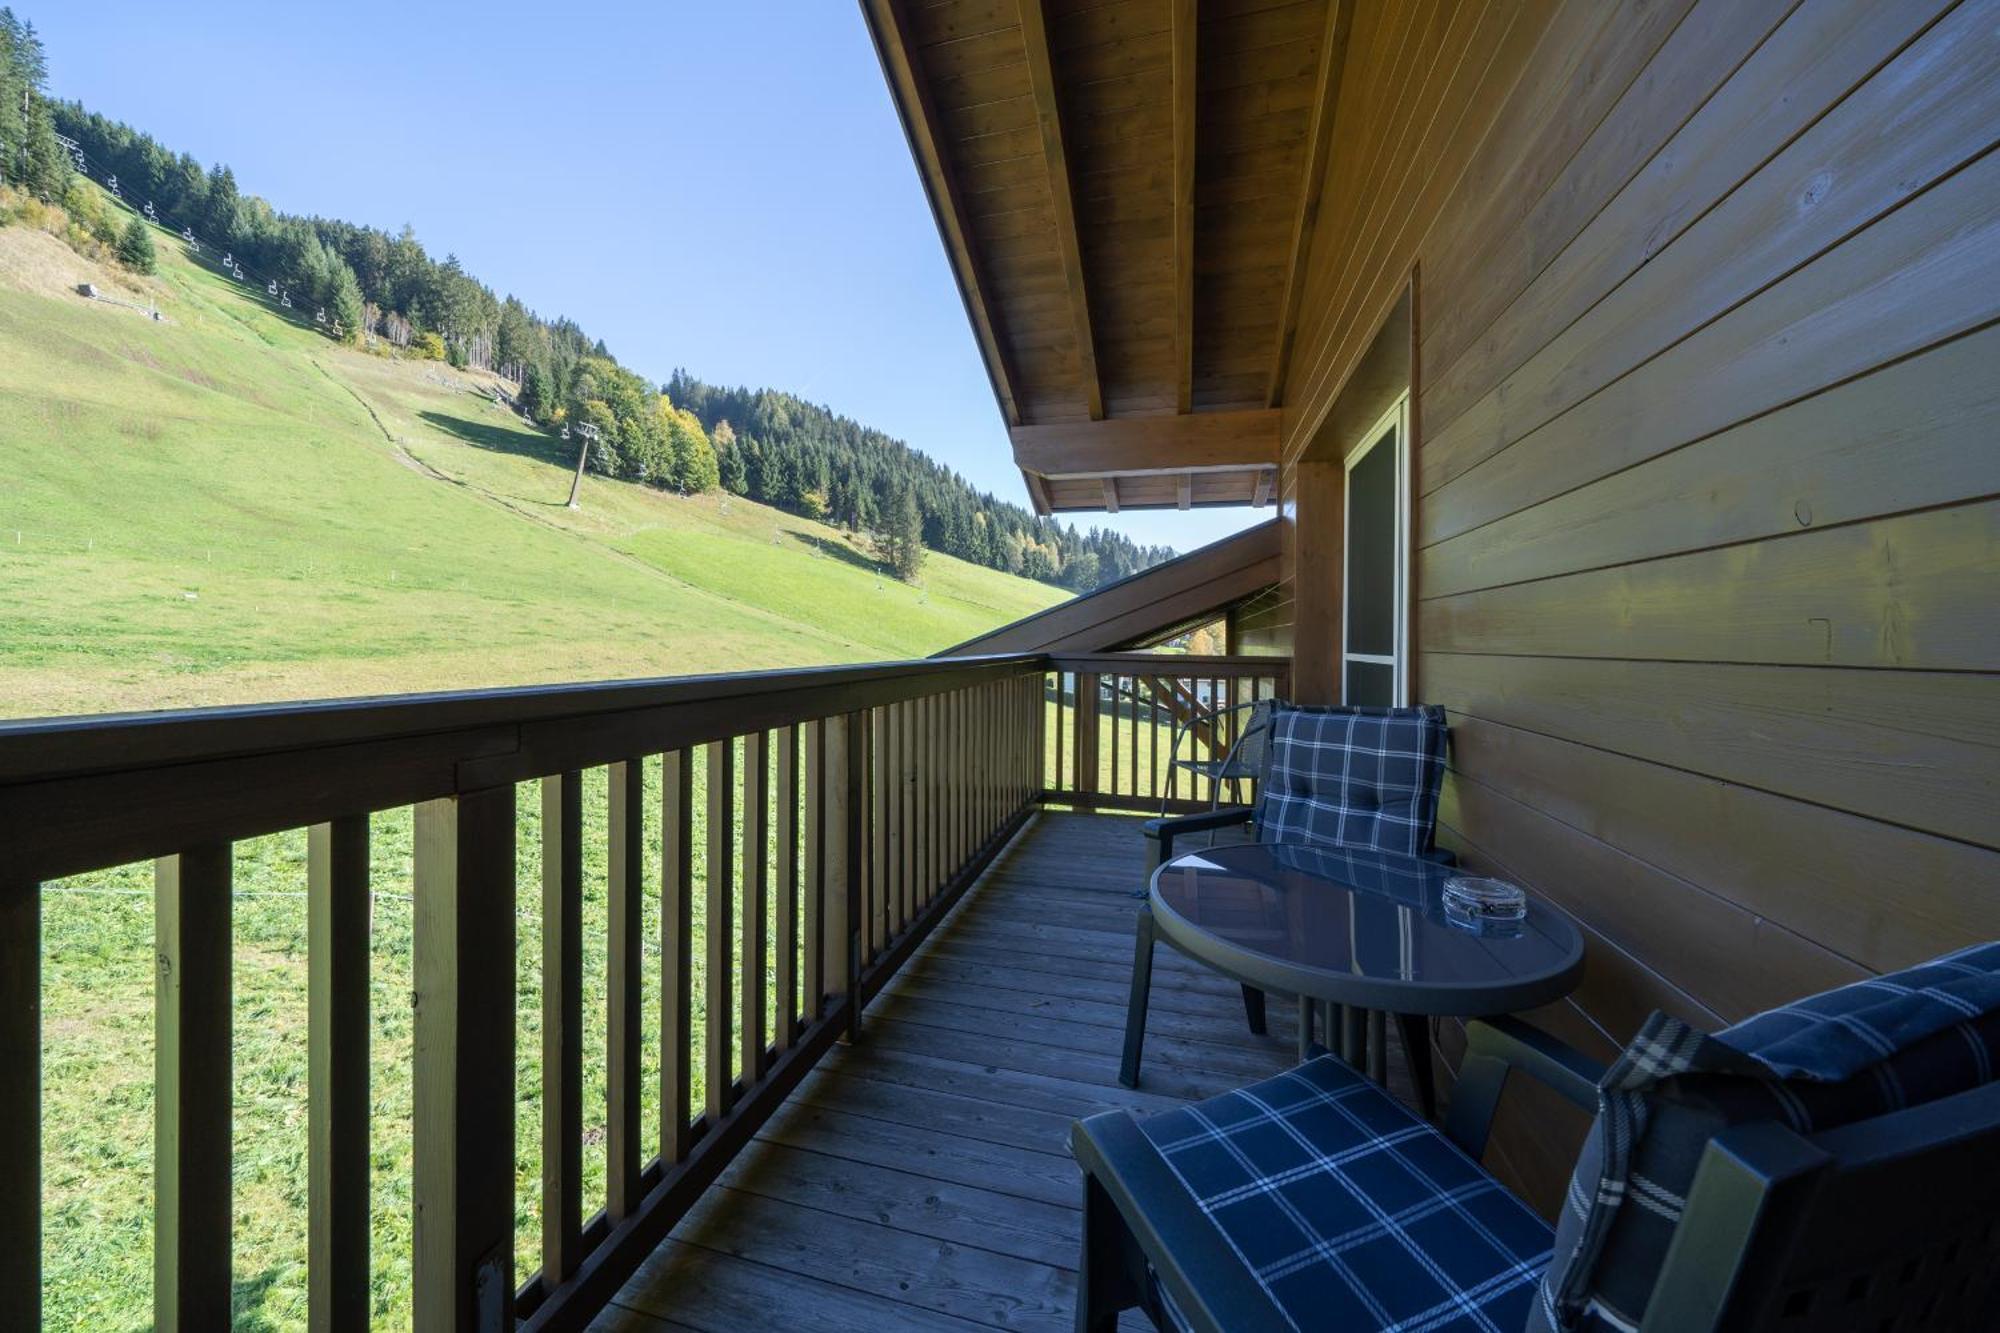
[864,0,1351,515]
[938,518,1280,655]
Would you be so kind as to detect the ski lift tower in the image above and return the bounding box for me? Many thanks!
[565,422,600,509]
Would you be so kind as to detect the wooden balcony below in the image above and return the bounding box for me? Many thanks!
[597,811,1418,1332]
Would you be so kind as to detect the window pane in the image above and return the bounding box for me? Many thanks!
[1346,432,1397,658]
[1345,659,1394,707]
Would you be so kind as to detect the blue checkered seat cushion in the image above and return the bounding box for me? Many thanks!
[1141,1054,1553,1331]
[1256,705,1448,860]
[1530,939,2000,1331]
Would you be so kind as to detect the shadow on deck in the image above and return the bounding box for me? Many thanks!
[595,811,1418,1332]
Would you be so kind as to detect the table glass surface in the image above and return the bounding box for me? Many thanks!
[1153,841,1581,991]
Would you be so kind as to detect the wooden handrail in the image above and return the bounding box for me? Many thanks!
[0,653,1043,886]
[1,651,1278,1332]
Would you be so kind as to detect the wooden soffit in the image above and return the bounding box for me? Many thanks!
[864,0,1352,515]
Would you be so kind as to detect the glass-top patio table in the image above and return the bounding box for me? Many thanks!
[1120,841,1585,1115]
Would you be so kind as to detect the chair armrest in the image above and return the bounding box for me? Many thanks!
[1442,1015,1606,1158]
[1143,806,1253,870]
[1072,1111,1293,1333]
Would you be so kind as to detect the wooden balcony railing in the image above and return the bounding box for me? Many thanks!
[0,649,1281,1330]
[1042,653,1290,814]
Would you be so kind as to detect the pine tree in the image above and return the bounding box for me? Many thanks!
[117,216,156,273]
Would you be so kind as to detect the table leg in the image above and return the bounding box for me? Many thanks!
[1395,1013,1436,1119]
[1240,984,1268,1036]
[1118,908,1155,1089]
[1367,1009,1387,1086]
[1340,1005,1364,1067]
[1296,995,1314,1064]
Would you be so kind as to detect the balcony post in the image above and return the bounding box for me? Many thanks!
[156,843,233,1333]
[413,786,517,1333]
[0,880,39,1329]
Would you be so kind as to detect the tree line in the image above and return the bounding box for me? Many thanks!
[8,7,1172,590]
[669,375,1174,591]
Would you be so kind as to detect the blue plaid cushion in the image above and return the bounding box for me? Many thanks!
[1531,939,2000,1332]
[1141,1054,1552,1331]
[1256,705,1448,859]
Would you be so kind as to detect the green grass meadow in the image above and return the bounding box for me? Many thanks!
[0,202,1067,1328]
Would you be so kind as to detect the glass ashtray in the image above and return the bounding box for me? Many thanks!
[1443,876,1527,933]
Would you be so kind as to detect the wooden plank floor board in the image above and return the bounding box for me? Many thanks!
[603,811,1414,1330]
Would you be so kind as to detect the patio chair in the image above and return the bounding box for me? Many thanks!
[1138,703,1452,1075]
[1160,695,1275,816]
[1073,940,2000,1332]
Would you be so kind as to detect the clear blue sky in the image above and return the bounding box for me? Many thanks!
[34,1,1258,553]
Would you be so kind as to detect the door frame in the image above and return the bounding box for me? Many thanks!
[1340,392,1411,706]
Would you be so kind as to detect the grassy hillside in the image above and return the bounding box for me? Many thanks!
[2,195,1069,1331]
[0,201,1063,720]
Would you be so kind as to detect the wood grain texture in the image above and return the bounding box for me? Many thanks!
[308,816,372,1330]
[601,812,1421,1327]
[0,877,37,1329]
[1224,0,2000,1207]
[412,788,517,1333]
[155,843,233,1333]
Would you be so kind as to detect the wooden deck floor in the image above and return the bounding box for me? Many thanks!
[595,811,1413,1332]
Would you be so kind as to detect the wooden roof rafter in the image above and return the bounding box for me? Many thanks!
[1017,0,1103,421]
[1267,0,1354,408]
[863,0,1025,427]
[1172,0,1197,416]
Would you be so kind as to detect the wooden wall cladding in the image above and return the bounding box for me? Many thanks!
[1264,0,2000,1213]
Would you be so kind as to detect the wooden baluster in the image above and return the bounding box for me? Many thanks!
[804,722,827,1026]
[883,703,902,938]
[904,700,916,920]
[309,816,371,1329]
[413,787,517,1332]
[607,760,644,1219]
[538,774,583,1282]
[774,725,799,1052]
[1127,675,1139,802]
[0,878,38,1328]
[956,689,970,864]
[1054,673,1067,793]
[661,749,693,1166]
[705,740,736,1121]
[869,707,889,958]
[156,842,232,1332]
[1078,672,1101,803]
[1108,674,1121,801]
[1150,679,1162,801]
[828,712,865,1042]
[928,688,944,896]
[740,731,768,1084]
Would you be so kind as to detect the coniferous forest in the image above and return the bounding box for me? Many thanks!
[5,8,1173,591]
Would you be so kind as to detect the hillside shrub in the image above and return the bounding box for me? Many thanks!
[412,331,446,361]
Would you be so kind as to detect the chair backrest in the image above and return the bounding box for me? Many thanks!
[1642,1079,2000,1330]
[1221,697,1274,776]
[1532,942,2000,1333]
[1252,703,1448,858]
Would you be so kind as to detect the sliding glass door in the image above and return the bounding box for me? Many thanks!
[1342,396,1409,706]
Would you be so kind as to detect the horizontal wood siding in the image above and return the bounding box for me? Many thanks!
[1266,0,2000,1210]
